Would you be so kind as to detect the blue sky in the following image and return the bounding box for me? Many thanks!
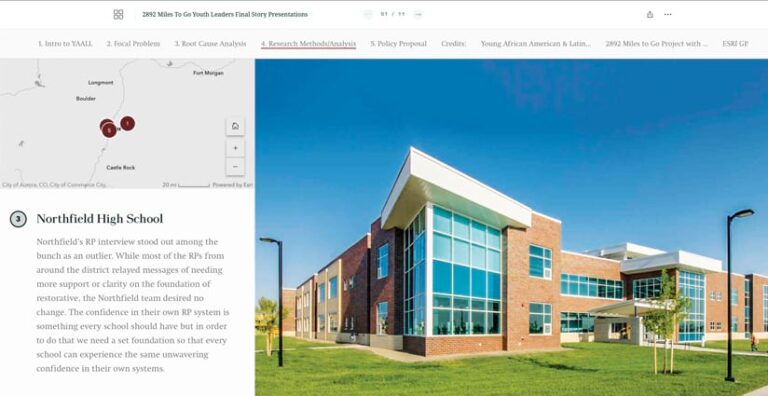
[256,60,768,301]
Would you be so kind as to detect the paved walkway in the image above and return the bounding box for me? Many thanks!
[255,345,352,353]
[646,343,768,357]
[359,345,570,363]
[746,385,768,396]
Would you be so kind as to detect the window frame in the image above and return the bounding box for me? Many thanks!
[528,244,552,280]
[377,301,389,335]
[328,276,338,299]
[377,243,389,279]
[529,302,552,335]
[318,282,326,303]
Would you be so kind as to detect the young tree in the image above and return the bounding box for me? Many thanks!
[649,269,690,375]
[644,309,664,375]
[255,297,288,357]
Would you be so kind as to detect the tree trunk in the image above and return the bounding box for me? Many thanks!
[663,339,668,374]
[265,333,273,357]
[670,319,676,374]
[670,343,675,375]
[653,336,658,375]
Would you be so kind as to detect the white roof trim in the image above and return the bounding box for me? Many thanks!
[381,147,532,230]
[588,299,669,317]
[585,242,666,259]
[620,250,722,274]
[562,250,620,263]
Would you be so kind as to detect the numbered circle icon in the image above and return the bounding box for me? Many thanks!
[10,210,27,228]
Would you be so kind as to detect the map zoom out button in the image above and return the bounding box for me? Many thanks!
[225,158,245,177]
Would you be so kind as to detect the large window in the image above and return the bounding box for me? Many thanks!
[529,303,552,335]
[328,276,338,299]
[633,277,661,299]
[764,286,768,332]
[404,208,426,335]
[329,313,338,332]
[745,279,751,333]
[731,285,738,306]
[377,301,388,335]
[529,245,552,279]
[318,283,326,303]
[560,312,594,333]
[560,273,623,299]
[377,244,389,279]
[318,314,325,332]
[678,271,705,342]
[431,205,502,336]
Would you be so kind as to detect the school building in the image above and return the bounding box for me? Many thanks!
[287,148,767,356]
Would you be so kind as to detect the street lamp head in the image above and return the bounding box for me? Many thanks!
[731,209,755,219]
[259,236,280,244]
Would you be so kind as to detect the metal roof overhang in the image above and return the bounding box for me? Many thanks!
[588,299,668,318]
[620,250,722,275]
[381,148,533,230]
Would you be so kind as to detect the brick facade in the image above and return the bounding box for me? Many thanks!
[369,218,403,336]
[504,213,562,351]
[559,251,623,317]
[706,272,735,336]
[294,277,314,339]
[280,288,296,334]
[339,235,372,334]
[750,275,768,336]
[423,336,504,355]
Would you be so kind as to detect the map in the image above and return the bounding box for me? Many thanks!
[0,59,254,189]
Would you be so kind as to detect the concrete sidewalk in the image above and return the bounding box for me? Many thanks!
[359,345,570,363]
[745,385,768,396]
[646,343,768,357]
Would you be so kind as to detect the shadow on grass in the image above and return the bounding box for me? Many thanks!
[512,356,598,373]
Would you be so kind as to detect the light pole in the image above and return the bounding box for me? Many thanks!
[260,236,284,367]
[726,209,754,382]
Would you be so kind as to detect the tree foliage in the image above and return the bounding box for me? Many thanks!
[255,297,288,357]
[646,269,690,375]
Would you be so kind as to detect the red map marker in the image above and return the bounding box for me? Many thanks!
[101,122,117,138]
[120,116,135,131]
[100,118,113,129]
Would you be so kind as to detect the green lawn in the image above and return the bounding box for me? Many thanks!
[255,334,322,351]
[256,337,768,395]
[706,338,767,353]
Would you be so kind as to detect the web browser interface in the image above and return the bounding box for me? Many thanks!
[1,2,766,396]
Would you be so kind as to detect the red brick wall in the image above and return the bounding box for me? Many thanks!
[621,269,669,300]
[370,218,403,336]
[424,336,504,355]
[559,252,623,314]
[706,272,744,335]
[339,235,372,334]
[504,213,562,350]
[707,272,729,334]
[751,275,768,333]
[280,288,296,332]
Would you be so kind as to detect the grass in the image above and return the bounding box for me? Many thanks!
[255,334,324,351]
[256,336,768,395]
[706,338,767,353]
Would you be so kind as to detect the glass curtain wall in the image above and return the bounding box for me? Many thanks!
[404,208,426,335]
[431,205,502,336]
[678,271,705,342]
